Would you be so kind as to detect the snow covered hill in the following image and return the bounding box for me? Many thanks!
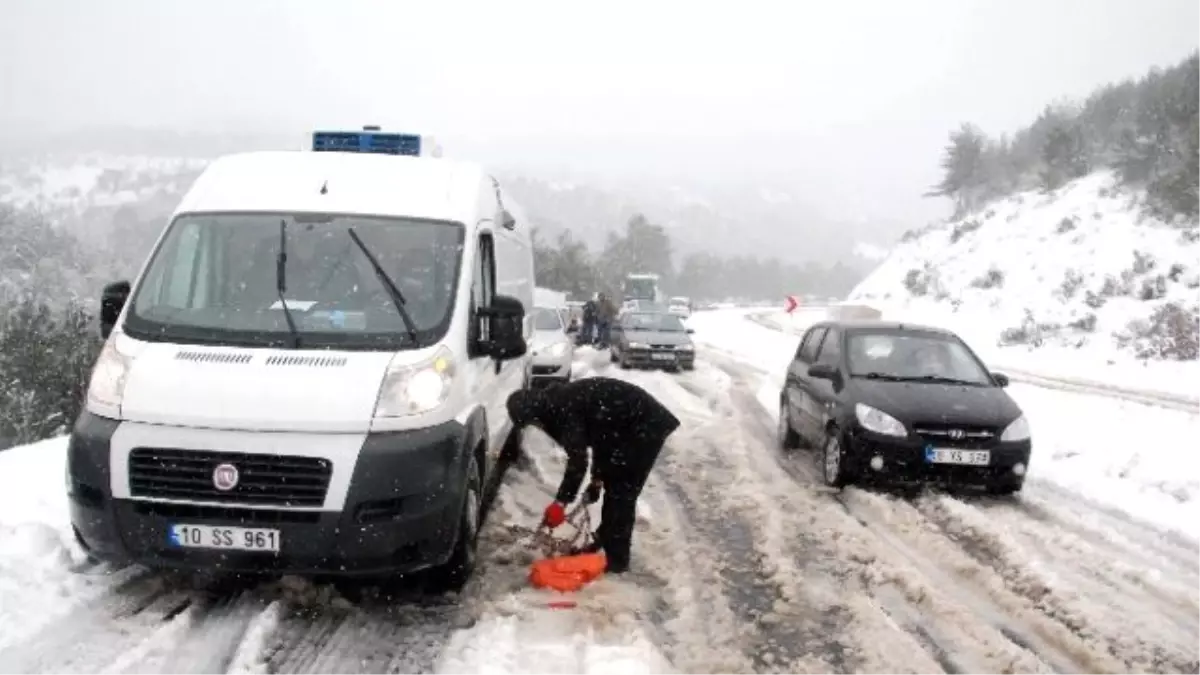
[849,171,1200,384]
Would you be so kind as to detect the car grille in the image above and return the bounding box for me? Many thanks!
[912,423,999,448]
[128,447,332,507]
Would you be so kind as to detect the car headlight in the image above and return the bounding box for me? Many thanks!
[855,403,907,437]
[627,341,648,349]
[1000,414,1030,442]
[87,334,132,418]
[547,342,567,357]
[677,344,694,351]
[373,345,456,417]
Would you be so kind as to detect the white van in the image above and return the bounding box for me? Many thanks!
[66,129,533,589]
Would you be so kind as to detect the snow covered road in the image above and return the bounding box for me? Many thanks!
[0,308,1196,673]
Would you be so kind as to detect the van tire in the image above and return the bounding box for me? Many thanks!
[429,453,482,592]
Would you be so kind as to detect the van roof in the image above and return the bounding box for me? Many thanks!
[173,151,489,223]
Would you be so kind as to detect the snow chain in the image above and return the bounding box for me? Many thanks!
[532,502,595,558]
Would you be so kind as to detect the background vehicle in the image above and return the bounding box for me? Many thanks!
[528,306,574,385]
[668,296,692,318]
[622,273,661,309]
[777,320,1030,494]
[609,310,696,371]
[69,127,533,590]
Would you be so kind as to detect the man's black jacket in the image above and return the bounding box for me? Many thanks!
[507,377,680,504]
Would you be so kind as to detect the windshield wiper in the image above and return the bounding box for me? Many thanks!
[910,374,981,386]
[857,371,910,381]
[347,228,419,343]
[276,219,302,349]
[857,372,979,386]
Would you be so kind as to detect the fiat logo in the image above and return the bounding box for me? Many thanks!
[212,463,239,491]
[948,429,966,440]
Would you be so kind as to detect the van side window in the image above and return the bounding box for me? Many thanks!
[814,327,841,366]
[797,327,826,363]
[470,233,497,348]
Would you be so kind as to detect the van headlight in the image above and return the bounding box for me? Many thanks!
[1000,414,1030,442]
[373,345,456,417]
[87,334,132,417]
[855,403,906,437]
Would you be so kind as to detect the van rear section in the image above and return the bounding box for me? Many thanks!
[67,129,533,585]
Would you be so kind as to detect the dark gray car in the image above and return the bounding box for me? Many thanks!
[610,311,696,371]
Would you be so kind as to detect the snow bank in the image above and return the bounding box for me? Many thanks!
[0,436,125,650]
[848,171,1200,396]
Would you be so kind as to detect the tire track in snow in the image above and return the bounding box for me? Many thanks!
[704,354,1106,673]
[0,572,201,674]
[914,494,1200,673]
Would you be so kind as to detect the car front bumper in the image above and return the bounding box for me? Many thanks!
[529,352,572,382]
[67,410,469,577]
[622,347,695,369]
[845,427,1031,487]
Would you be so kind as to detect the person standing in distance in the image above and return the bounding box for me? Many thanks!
[506,377,680,573]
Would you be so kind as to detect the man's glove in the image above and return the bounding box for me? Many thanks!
[584,480,602,504]
[542,501,567,529]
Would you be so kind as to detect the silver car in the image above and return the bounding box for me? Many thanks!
[528,307,575,385]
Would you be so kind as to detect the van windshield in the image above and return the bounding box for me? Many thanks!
[124,213,465,350]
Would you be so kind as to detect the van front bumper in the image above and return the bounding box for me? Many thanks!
[67,411,469,577]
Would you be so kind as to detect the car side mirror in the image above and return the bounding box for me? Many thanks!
[100,280,131,339]
[499,209,516,230]
[991,372,1010,387]
[479,294,527,360]
[807,363,839,381]
[686,328,695,334]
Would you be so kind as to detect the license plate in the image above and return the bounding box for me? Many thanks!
[924,447,990,466]
[168,524,281,552]
[650,353,674,361]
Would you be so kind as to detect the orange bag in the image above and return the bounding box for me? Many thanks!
[529,552,607,592]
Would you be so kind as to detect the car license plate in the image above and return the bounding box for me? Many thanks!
[924,447,990,466]
[650,352,674,361]
[168,524,281,552]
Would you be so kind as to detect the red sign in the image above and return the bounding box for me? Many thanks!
[785,295,799,313]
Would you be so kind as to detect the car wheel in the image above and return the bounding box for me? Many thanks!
[682,361,695,371]
[618,351,631,369]
[778,397,800,450]
[821,430,853,488]
[609,347,619,363]
[430,453,482,592]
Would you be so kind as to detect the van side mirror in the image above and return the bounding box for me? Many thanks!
[100,280,131,339]
[991,372,1010,387]
[480,294,527,360]
[808,363,839,381]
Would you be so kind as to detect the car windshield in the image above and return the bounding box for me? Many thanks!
[624,277,657,299]
[846,331,993,385]
[621,312,686,332]
[533,308,563,331]
[125,212,464,350]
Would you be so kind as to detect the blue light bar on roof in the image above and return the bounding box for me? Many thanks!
[312,130,421,156]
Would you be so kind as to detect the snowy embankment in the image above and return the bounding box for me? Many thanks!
[844,171,1200,399]
[687,308,1200,542]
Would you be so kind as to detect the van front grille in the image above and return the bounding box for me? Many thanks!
[128,447,332,507]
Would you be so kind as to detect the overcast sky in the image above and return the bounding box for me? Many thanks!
[2,0,1196,228]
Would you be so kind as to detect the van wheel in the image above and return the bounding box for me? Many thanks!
[430,453,482,592]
